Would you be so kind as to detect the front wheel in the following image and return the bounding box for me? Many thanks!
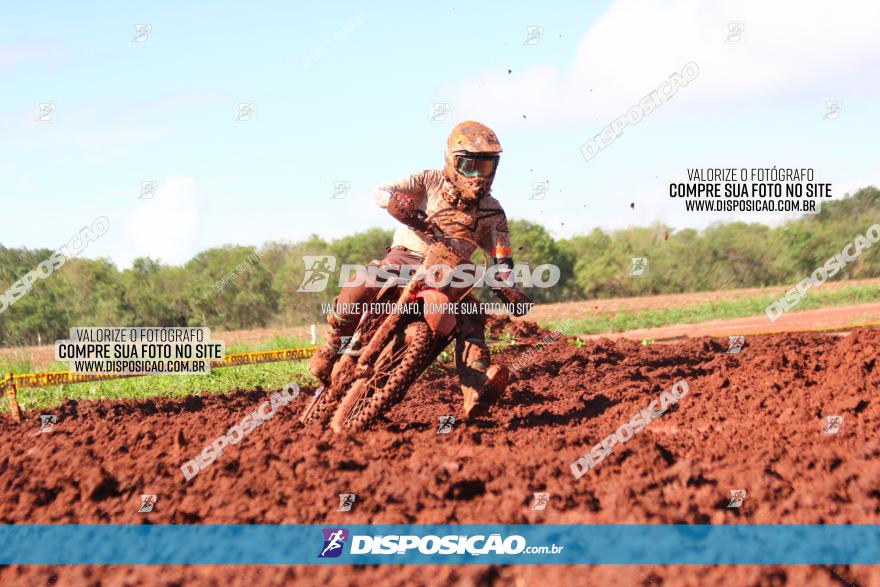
[299,355,356,427]
[330,321,433,433]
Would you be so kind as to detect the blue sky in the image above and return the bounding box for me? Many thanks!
[1,0,878,267]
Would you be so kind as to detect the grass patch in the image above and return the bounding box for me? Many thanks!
[541,283,880,336]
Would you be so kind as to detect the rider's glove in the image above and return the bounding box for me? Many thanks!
[387,192,428,232]
[494,287,533,317]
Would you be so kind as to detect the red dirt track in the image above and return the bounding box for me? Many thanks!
[1,318,879,585]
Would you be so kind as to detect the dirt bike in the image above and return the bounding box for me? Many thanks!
[299,226,493,433]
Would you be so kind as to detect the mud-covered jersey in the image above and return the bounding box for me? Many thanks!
[373,169,512,263]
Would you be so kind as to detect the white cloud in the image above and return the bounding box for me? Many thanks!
[125,177,201,264]
[442,0,880,124]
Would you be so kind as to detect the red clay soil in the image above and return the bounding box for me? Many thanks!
[1,318,878,586]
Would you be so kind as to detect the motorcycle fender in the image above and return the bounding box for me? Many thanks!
[416,290,456,336]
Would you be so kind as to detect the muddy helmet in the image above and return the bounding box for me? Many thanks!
[443,121,502,209]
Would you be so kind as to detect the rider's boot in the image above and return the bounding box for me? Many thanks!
[485,364,510,402]
[462,364,509,419]
[461,373,486,420]
[457,314,497,420]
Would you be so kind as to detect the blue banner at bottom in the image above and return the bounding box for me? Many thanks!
[1,524,878,565]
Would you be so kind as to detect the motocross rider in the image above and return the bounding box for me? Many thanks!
[308,121,532,418]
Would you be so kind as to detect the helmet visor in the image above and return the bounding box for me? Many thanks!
[455,155,498,178]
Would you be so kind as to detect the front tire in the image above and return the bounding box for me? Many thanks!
[330,321,433,432]
[299,355,355,427]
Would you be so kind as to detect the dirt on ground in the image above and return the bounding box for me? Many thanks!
[1,318,878,586]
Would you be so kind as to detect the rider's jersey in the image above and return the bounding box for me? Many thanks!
[373,169,513,262]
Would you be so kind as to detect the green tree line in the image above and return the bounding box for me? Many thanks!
[2,187,879,346]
